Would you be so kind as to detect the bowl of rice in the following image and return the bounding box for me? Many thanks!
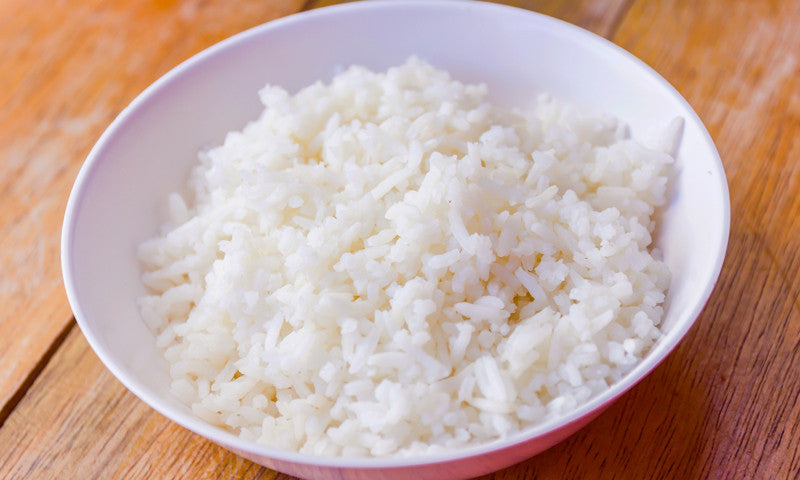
[61,1,729,478]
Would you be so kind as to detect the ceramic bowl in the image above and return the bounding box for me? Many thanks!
[61,1,729,478]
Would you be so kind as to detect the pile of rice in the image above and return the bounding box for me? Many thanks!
[138,58,673,457]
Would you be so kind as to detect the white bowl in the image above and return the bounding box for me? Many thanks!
[61,1,729,478]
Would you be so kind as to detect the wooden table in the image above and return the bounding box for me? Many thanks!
[1,0,798,478]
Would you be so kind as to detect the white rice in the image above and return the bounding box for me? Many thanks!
[137,57,673,457]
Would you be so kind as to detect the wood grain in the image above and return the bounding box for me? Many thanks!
[306,0,632,38]
[607,1,800,477]
[0,0,305,417]
[488,0,800,478]
[2,0,800,478]
[0,327,284,480]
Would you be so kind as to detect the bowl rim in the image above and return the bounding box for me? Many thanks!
[61,0,730,469]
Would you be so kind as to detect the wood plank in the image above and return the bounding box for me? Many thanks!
[305,0,632,38]
[605,0,800,477]
[491,0,800,478]
[0,0,305,415]
[0,327,286,479]
[0,1,636,478]
[487,1,800,477]
[5,0,800,479]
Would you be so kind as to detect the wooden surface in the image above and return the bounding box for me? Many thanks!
[1,0,798,478]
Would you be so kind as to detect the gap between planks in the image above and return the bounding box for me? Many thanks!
[606,0,635,40]
[0,319,75,428]
[0,0,322,440]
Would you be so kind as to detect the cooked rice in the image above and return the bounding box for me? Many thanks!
[138,57,673,457]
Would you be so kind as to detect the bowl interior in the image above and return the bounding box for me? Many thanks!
[62,0,728,467]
